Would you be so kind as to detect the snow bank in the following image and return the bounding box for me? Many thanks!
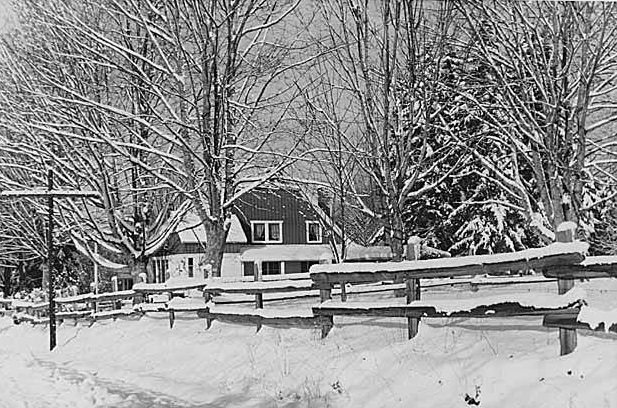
[2,280,616,408]
[208,305,315,319]
[166,297,208,311]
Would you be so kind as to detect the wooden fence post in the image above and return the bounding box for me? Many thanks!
[555,222,577,356]
[320,316,333,339]
[405,279,420,339]
[340,282,347,302]
[169,310,175,329]
[318,257,333,303]
[254,261,263,309]
[405,236,421,339]
[111,276,121,309]
[319,286,332,302]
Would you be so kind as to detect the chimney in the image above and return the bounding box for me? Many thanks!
[317,188,333,215]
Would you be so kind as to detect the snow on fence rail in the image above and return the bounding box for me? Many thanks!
[308,225,617,355]
[314,289,586,339]
[309,241,588,288]
[543,305,617,334]
[7,225,617,357]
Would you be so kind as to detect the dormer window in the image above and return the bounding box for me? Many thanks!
[306,221,322,243]
[251,221,283,243]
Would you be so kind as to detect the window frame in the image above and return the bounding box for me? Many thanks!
[305,221,322,243]
[250,220,283,243]
[262,261,282,275]
[187,257,194,278]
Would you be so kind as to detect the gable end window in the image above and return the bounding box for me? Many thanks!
[251,221,283,243]
[188,257,194,278]
[306,221,322,243]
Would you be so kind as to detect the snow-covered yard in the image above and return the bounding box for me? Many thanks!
[1,280,617,408]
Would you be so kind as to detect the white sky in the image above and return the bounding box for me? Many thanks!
[0,0,13,33]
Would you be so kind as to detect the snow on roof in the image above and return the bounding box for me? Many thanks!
[239,244,333,262]
[311,241,588,275]
[341,243,450,262]
[177,213,247,244]
[344,243,392,261]
[71,235,127,270]
[315,287,586,315]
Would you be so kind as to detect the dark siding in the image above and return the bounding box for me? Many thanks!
[233,188,327,245]
[155,186,330,260]
[151,233,181,257]
[152,235,243,256]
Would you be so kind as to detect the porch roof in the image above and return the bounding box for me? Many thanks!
[240,244,333,262]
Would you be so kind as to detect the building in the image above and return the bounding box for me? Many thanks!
[147,186,336,281]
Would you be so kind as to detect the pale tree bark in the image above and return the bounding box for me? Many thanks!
[458,0,617,240]
[309,0,466,260]
[0,0,189,283]
[0,0,319,278]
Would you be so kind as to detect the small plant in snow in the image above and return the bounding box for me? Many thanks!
[464,385,481,406]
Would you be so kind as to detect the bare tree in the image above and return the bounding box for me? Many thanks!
[304,0,466,260]
[457,1,617,241]
[0,0,319,278]
[0,0,190,281]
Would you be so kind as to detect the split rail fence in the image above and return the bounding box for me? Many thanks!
[2,224,616,355]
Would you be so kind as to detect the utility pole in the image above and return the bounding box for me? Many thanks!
[1,169,100,351]
[93,241,99,313]
[46,169,55,350]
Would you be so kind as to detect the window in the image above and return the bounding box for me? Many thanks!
[268,223,281,241]
[306,221,322,243]
[251,221,283,243]
[262,261,282,275]
[154,260,162,283]
[155,260,168,283]
[188,257,194,278]
[119,278,133,291]
[253,223,266,241]
[243,262,254,277]
[301,261,319,273]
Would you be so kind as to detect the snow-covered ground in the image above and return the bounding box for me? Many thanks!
[1,280,617,408]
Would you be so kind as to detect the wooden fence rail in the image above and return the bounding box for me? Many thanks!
[5,229,617,357]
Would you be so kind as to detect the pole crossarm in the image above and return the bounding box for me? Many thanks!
[0,189,100,198]
[0,174,101,351]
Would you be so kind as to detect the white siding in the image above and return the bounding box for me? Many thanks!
[150,253,242,281]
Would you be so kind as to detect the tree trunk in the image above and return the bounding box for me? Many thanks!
[132,257,149,283]
[390,209,405,262]
[203,221,229,278]
[1,268,11,297]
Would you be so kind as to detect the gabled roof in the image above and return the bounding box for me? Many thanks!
[176,212,247,244]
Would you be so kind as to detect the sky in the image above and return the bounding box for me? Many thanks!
[0,0,13,33]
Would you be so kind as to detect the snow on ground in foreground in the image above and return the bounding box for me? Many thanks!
[1,279,617,408]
